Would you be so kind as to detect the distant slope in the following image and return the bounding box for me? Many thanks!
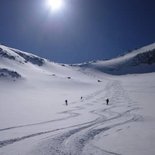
[0,45,46,80]
[0,45,45,66]
[1,42,155,78]
[0,44,94,83]
[10,48,45,66]
[76,43,155,75]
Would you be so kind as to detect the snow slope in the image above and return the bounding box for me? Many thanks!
[0,44,155,155]
[0,45,100,128]
[76,42,155,75]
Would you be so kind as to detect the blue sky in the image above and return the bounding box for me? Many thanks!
[0,0,155,63]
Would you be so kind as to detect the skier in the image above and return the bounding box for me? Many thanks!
[106,98,109,105]
[65,100,68,106]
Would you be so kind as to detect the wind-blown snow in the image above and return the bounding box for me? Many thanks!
[76,42,155,75]
[0,43,155,155]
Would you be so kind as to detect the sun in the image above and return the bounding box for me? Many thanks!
[46,0,64,12]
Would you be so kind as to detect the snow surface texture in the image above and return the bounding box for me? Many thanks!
[0,43,155,155]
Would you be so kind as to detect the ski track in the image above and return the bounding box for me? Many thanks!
[30,80,141,155]
[0,85,107,147]
[0,79,141,155]
[0,85,104,132]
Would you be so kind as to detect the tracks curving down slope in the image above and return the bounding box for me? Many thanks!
[30,80,141,155]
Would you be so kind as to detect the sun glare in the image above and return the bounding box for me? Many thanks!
[47,0,64,12]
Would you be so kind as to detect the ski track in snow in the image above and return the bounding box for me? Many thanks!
[0,85,107,147]
[31,80,141,155]
[0,79,141,155]
[0,84,105,133]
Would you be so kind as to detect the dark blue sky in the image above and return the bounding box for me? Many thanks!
[0,0,155,63]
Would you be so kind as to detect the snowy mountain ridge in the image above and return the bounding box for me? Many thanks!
[76,42,155,75]
[0,45,68,81]
[0,45,45,66]
[0,42,155,80]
